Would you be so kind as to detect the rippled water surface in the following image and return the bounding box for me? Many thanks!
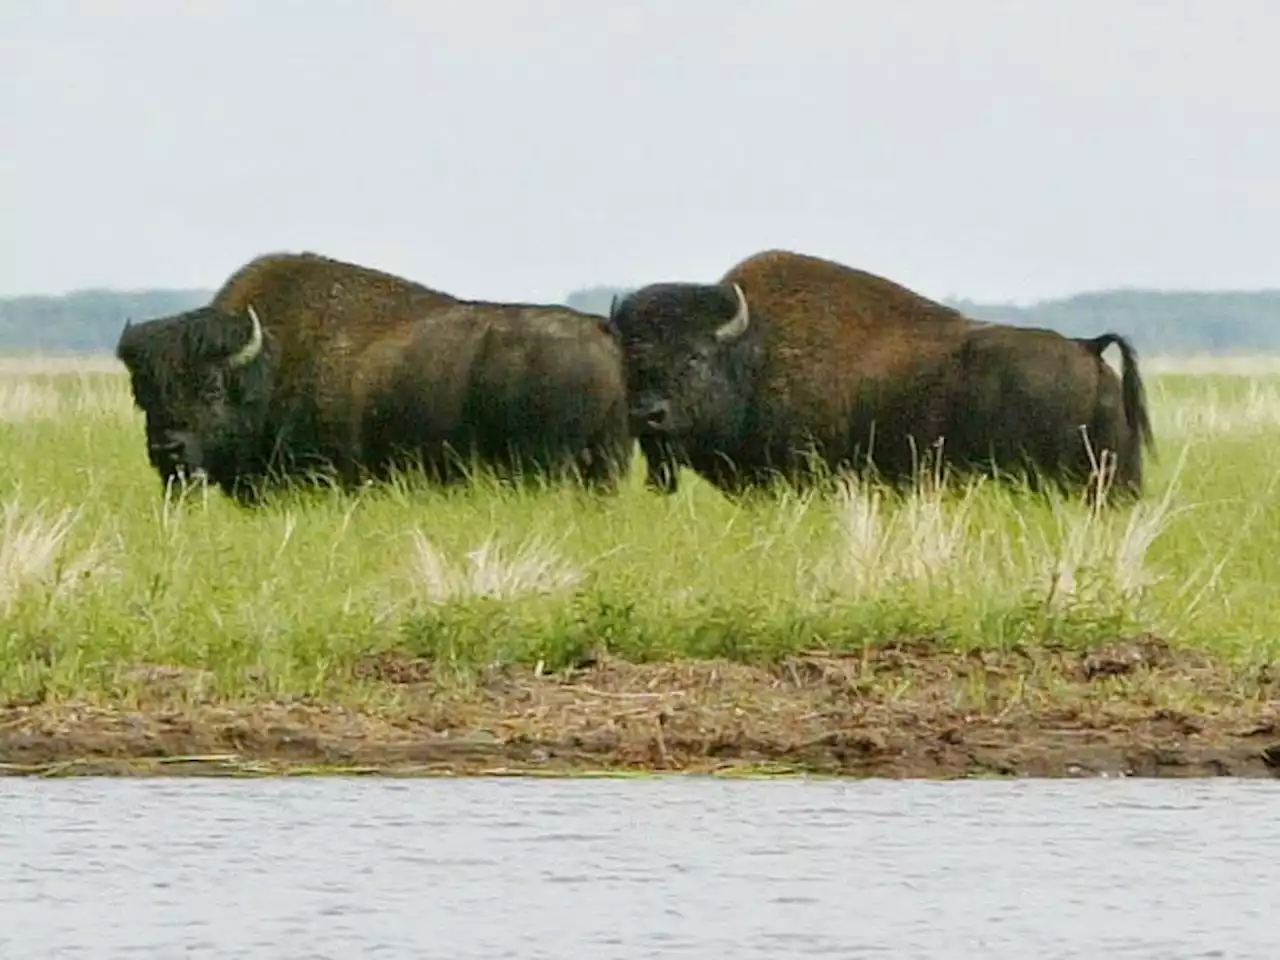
[2,777,1276,958]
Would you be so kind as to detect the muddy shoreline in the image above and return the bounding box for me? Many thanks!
[3,638,1278,778]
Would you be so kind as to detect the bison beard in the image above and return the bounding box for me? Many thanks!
[115,252,632,504]
[608,249,1155,502]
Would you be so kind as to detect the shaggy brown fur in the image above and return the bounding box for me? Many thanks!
[609,248,1154,499]
[117,252,632,502]
[207,252,461,462]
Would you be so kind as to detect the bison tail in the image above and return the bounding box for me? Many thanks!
[1083,333,1156,458]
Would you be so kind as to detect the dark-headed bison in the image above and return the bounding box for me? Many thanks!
[116,252,632,503]
[607,249,1154,501]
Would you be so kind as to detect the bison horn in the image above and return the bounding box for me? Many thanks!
[714,283,750,342]
[227,304,264,368]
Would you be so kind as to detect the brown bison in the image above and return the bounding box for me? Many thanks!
[607,249,1155,501]
[116,252,632,503]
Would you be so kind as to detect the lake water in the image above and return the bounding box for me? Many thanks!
[1,777,1275,958]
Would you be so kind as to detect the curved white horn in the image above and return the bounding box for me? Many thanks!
[227,304,264,368]
[713,283,750,341]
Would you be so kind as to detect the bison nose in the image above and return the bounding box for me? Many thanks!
[149,437,184,455]
[148,431,201,469]
[148,437,187,465]
[631,398,673,432]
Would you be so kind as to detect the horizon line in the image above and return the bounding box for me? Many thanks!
[4,282,1280,310]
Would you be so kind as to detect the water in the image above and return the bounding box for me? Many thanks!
[1,777,1275,958]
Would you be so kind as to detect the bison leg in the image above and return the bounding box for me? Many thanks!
[563,443,619,494]
[639,437,679,495]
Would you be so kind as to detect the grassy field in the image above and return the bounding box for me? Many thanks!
[2,353,1279,718]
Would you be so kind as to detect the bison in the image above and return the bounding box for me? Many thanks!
[115,252,632,503]
[606,249,1155,502]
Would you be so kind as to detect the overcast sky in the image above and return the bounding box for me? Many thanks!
[2,1,1278,305]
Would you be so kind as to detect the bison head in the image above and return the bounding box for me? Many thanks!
[115,304,272,492]
[608,282,757,448]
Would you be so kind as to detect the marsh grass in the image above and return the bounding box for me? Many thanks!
[2,354,1279,708]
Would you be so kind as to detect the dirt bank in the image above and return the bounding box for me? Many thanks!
[2,636,1278,778]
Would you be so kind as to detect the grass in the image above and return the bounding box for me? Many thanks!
[1,353,1279,715]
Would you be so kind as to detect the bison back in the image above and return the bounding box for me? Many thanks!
[210,251,460,470]
[718,249,971,458]
[359,305,630,482]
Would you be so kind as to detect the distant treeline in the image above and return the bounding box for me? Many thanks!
[1,289,212,355]
[2,282,1278,357]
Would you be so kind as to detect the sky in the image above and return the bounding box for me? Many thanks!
[2,0,1278,305]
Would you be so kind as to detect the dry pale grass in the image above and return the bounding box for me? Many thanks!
[805,457,1183,615]
[809,476,974,600]
[1151,379,1280,435]
[0,501,112,614]
[1142,354,1280,376]
[0,382,61,423]
[1034,474,1181,607]
[407,531,585,604]
[0,355,125,376]
[0,377,134,422]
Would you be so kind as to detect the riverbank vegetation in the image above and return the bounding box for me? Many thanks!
[1,357,1278,777]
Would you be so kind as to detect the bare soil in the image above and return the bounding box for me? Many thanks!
[2,636,1279,778]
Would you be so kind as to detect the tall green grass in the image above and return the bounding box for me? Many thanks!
[2,356,1279,706]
